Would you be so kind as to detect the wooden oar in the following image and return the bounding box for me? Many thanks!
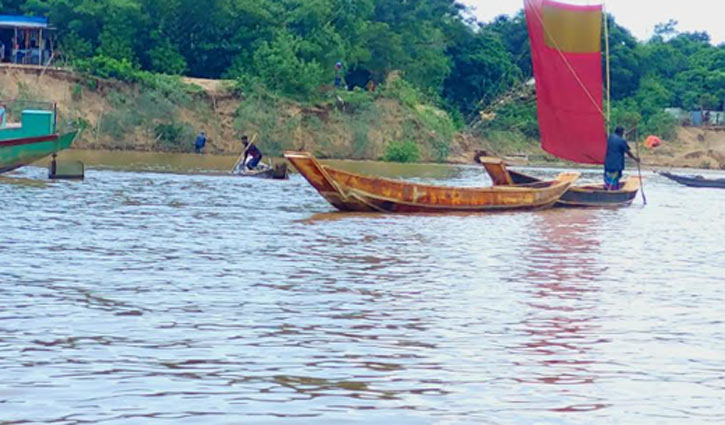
[231,133,257,173]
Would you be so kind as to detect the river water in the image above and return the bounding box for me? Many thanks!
[1,151,724,424]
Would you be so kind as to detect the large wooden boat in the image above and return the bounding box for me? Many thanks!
[660,171,725,189]
[284,151,579,213]
[0,105,77,174]
[477,155,640,208]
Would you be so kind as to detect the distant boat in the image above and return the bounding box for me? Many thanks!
[0,104,77,174]
[659,171,725,189]
[285,151,579,213]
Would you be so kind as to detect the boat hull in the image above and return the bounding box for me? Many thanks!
[660,172,725,188]
[0,131,77,174]
[236,163,289,179]
[478,157,640,208]
[555,178,640,207]
[285,151,579,213]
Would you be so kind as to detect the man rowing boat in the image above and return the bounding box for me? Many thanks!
[241,135,263,170]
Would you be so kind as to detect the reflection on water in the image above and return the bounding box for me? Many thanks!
[1,156,724,425]
[510,210,608,415]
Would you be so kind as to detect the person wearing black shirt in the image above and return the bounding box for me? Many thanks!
[241,135,263,170]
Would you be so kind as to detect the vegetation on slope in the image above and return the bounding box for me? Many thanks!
[0,1,723,160]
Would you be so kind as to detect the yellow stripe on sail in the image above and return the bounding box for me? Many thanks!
[542,4,602,53]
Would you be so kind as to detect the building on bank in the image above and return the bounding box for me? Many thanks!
[0,15,54,66]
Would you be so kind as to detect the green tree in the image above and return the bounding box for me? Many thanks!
[443,26,521,118]
[485,11,532,78]
[605,14,642,100]
[251,30,326,98]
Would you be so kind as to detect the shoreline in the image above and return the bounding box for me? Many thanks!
[40,148,725,175]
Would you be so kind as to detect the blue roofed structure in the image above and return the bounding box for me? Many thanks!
[0,15,50,29]
[0,15,54,65]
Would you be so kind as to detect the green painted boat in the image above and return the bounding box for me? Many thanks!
[0,107,77,174]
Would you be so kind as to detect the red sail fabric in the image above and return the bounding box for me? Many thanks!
[524,0,607,164]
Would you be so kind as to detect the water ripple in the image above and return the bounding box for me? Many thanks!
[0,164,723,424]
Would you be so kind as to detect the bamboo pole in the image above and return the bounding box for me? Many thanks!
[604,6,612,131]
[634,125,647,205]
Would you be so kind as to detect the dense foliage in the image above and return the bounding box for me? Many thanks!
[3,0,724,140]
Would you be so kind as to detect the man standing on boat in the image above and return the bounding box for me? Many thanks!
[604,126,639,190]
[241,135,263,171]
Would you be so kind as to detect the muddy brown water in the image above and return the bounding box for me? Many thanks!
[2,150,724,424]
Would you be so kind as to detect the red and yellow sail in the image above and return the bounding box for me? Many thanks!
[525,0,607,164]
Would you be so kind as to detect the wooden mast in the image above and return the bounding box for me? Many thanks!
[604,3,612,132]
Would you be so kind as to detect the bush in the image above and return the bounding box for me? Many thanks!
[484,101,539,139]
[336,87,376,113]
[74,56,202,104]
[381,76,424,108]
[100,111,128,140]
[384,140,420,163]
[148,40,187,75]
[643,111,678,140]
[85,78,98,92]
[249,31,326,99]
[415,105,456,162]
[155,122,194,152]
[74,56,139,82]
[71,83,83,101]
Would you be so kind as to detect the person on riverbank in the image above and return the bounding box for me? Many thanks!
[334,61,343,89]
[194,131,207,153]
[604,126,639,190]
[241,135,263,170]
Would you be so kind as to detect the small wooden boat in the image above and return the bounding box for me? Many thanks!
[0,106,77,174]
[660,171,725,189]
[235,162,289,179]
[284,151,579,213]
[477,154,640,208]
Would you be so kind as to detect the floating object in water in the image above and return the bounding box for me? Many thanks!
[48,154,84,180]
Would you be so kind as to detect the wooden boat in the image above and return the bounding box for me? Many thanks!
[284,151,579,213]
[660,171,725,189]
[235,162,289,179]
[477,154,640,208]
[0,105,77,174]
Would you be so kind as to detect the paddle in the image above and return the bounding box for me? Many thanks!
[231,133,257,173]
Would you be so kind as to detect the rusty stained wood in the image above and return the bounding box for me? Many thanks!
[285,151,579,213]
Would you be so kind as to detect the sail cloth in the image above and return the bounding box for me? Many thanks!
[524,0,607,164]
